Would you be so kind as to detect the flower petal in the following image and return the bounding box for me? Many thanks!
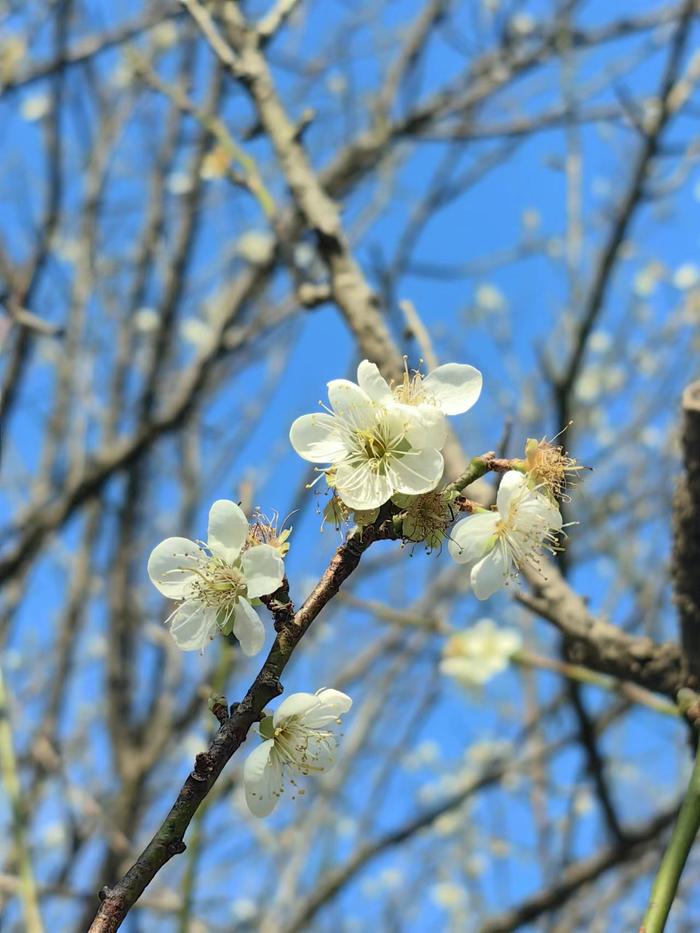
[440,656,492,686]
[207,499,247,562]
[423,363,483,415]
[471,545,511,600]
[386,447,444,496]
[335,460,393,510]
[518,492,563,532]
[294,733,337,774]
[402,405,448,450]
[147,537,201,599]
[289,413,349,464]
[448,512,499,565]
[244,741,283,817]
[495,470,528,515]
[167,600,218,652]
[273,692,319,728]
[356,360,393,403]
[327,379,375,429]
[232,598,266,656]
[301,688,352,728]
[242,544,285,599]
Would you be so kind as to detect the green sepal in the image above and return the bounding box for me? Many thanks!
[259,715,275,740]
[217,609,234,636]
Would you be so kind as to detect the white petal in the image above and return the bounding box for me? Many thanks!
[441,656,491,685]
[327,379,375,429]
[386,447,444,496]
[244,741,283,817]
[273,692,318,728]
[403,406,448,450]
[147,537,201,599]
[207,499,247,562]
[448,512,499,565]
[356,360,393,403]
[233,598,266,656]
[242,544,285,599]
[289,413,349,463]
[498,630,523,656]
[335,461,393,510]
[471,545,511,600]
[302,688,352,728]
[167,601,218,651]
[294,733,337,774]
[423,363,483,415]
[495,470,528,515]
[518,492,563,531]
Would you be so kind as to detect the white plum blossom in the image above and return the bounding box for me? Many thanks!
[448,471,562,600]
[20,94,51,122]
[289,373,445,510]
[440,619,522,687]
[147,500,284,655]
[672,263,700,290]
[235,230,275,265]
[243,688,352,817]
[356,359,482,450]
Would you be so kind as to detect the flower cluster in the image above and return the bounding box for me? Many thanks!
[142,358,582,819]
[290,360,482,510]
[290,359,570,600]
[148,500,285,655]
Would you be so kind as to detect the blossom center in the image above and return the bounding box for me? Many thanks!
[273,719,335,774]
[393,370,428,406]
[350,422,408,474]
[190,556,247,609]
[354,428,389,462]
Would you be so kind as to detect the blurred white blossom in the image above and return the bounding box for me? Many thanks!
[166,172,193,196]
[180,317,211,349]
[20,94,51,122]
[235,230,275,265]
[133,307,160,334]
[432,881,469,910]
[672,263,700,290]
[441,619,522,686]
[475,283,507,312]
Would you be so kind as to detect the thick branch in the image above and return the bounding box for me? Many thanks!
[519,563,684,700]
[674,380,700,686]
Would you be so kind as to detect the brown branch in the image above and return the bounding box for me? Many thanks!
[674,380,700,686]
[211,2,404,379]
[87,521,394,931]
[518,564,684,700]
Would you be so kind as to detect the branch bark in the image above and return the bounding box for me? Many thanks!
[674,380,700,687]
